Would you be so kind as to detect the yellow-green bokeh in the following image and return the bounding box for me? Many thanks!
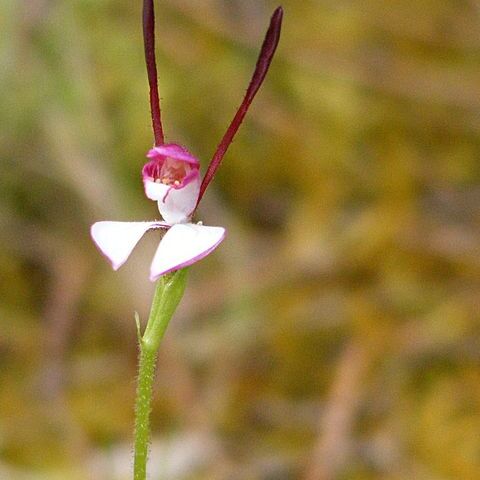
[1,0,480,478]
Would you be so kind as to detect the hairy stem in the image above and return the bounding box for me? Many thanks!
[134,345,157,480]
[133,269,188,480]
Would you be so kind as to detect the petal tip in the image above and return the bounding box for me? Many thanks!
[149,223,226,280]
[90,220,161,273]
[149,273,158,282]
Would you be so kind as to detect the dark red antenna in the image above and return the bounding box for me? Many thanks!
[143,0,164,145]
[197,6,284,205]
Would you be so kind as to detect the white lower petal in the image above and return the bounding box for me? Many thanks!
[150,223,226,281]
[144,174,200,224]
[91,221,167,270]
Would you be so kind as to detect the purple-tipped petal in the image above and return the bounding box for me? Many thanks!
[196,6,283,206]
[150,223,226,281]
[91,221,168,270]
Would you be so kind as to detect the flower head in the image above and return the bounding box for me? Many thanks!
[91,3,283,281]
[142,144,200,224]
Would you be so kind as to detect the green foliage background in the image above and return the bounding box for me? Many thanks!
[1,0,480,478]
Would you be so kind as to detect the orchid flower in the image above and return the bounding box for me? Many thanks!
[91,3,283,281]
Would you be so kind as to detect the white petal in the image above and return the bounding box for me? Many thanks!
[144,180,170,202]
[144,174,200,224]
[91,221,167,270]
[150,223,226,281]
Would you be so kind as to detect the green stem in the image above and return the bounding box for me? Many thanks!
[133,269,188,480]
[134,345,157,480]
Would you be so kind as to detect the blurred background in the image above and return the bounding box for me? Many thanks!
[1,0,480,478]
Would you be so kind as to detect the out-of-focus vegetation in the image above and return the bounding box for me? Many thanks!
[1,0,480,478]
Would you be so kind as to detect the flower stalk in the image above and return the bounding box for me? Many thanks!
[133,269,188,480]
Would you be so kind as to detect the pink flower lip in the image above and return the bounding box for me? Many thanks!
[143,143,200,190]
[146,143,200,165]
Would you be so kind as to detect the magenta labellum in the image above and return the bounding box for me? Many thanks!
[142,144,201,224]
[143,144,200,190]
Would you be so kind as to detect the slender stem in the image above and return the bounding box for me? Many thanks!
[143,0,164,145]
[133,269,188,480]
[142,269,188,351]
[134,345,158,480]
